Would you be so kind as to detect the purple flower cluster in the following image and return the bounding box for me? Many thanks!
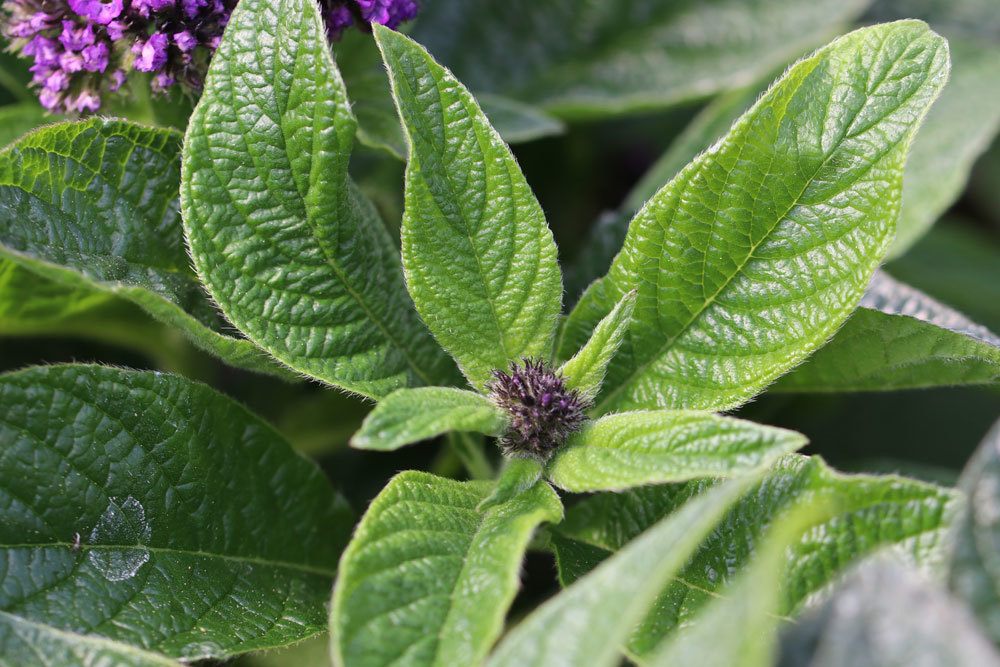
[319,0,419,40]
[488,358,590,460]
[4,0,234,114]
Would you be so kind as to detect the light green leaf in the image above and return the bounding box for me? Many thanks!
[557,454,958,659]
[950,419,1000,643]
[411,0,868,118]
[376,26,563,390]
[331,471,562,667]
[485,476,754,667]
[478,457,545,511]
[181,0,456,399]
[562,21,950,414]
[350,387,508,451]
[775,272,1000,392]
[0,365,353,662]
[0,118,289,378]
[546,411,806,492]
[558,290,636,402]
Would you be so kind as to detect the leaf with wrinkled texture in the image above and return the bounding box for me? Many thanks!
[182,0,456,398]
[557,291,635,402]
[546,411,805,492]
[376,26,563,390]
[331,471,562,667]
[485,476,753,667]
[0,365,353,662]
[561,21,950,414]
[350,387,508,451]
[0,118,288,378]
[557,454,958,659]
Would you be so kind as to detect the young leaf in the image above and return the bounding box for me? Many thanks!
[546,411,806,492]
[562,21,950,413]
[0,365,353,662]
[331,471,562,667]
[774,272,1000,392]
[950,419,1000,643]
[484,476,754,667]
[558,290,636,401]
[411,0,869,117]
[0,118,287,378]
[557,454,958,659]
[181,0,456,399]
[478,457,545,511]
[376,26,563,391]
[350,387,508,451]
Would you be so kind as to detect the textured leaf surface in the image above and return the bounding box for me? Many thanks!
[376,26,562,390]
[0,365,353,662]
[181,0,455,398]
[557,454,958,659]
[775,272,1000,392]
[411,0,867,117]
[558,291,635,402]
[546,411,805,492]
[0,118,285,377]
[782,560,1000,667]
[331,471,562,667]
[561,21,950,413]
[485,477,753,667]
[350,387,508,451]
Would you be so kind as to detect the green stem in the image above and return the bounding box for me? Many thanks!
[447,432,494,480]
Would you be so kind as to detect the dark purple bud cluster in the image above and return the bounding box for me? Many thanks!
[488,358,590,460]
[318,0,419,40]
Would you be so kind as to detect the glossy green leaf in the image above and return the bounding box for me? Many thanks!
[331,471,562,667]
[350,387,508,451]
[557,454,958,659]
[775,272,1000,392]
[546,411,806,492]
[0,118,288,378]
[782,559,1000,667]
[411,0,868,118]
[950,419,1000,643]
[376,26,563,390]
[478,457,545,511]
[561,21,950,414]
[0,365,353,662]
[558,290,635,402]
[485,476,753,667]
[181,0,455,399]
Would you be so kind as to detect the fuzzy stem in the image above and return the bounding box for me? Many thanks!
[447,432,494,481]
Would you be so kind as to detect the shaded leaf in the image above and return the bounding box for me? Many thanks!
[478,457,545,510]
[558,290,635,402]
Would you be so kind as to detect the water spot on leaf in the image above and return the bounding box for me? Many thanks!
[88,496,152,582]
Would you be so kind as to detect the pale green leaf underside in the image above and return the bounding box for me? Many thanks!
[411,0,869,117]
[376,26,562,390]
[558,290,635,402]
[485,476,754,667]
[546,411,806,492]
[0,118,287,378]
[0,365,353,662]
[332,471,562,667]
[181,0,455,399]
[775,272,1000,392]
[557,454,958,659]
[562,21,950,414]
[350,387,508,451]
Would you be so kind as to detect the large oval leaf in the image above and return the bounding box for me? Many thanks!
[181,0,456,399]
[0,365,353,662]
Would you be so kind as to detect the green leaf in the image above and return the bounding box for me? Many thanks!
[0,365,354,662]
[546,411,806,492]
[331,471,562,667]
[0,118,289,378]
[181,0,455,399]
[950,419,1000,643]
[0,103,48,148]
[783,559,1000,667]
[479,95,566,144]
[557,290,635,402]
[411,0,869,118]
[557,454,958,660]
[774,272,1000,392]
[350,387,508,451]
[484,476,754,667]
[478,457,545,511]
[375,26,563,390]
[561,21,950,413]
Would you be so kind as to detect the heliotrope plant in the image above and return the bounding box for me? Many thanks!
[3,0,1000,664]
